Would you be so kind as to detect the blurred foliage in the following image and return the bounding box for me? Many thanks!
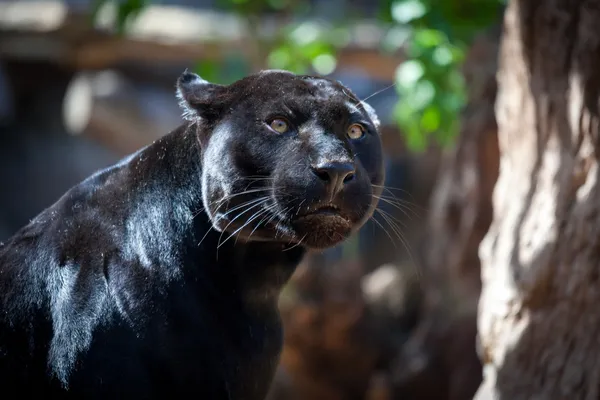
[92,0,504,151]
[214,0,344,78]
[380,0,504,149]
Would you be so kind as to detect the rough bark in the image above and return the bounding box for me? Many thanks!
[476,1,600,399]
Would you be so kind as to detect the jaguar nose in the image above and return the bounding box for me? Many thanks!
[311,162,356,198]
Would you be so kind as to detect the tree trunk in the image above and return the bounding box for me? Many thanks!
[476,1,600,399]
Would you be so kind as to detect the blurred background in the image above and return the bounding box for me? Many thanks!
[0,0,505,398]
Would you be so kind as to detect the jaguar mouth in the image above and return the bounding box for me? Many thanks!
[292,203,353,249]
[296,204,348,220]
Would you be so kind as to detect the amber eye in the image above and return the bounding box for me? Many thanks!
[269,118,289,133]
[347,123,366,140]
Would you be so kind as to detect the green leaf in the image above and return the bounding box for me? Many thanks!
[432,46,453,66]
[413,29,445,48]
[395,60,425,89]
[312,54,337,75]
[301,41,333,60]
[420,106,441,132]
[267,46,293,70]
[193,60,221,84]
[391,0,427,23]
[381,26,412,53]
[289,22,322,46]
[409,80,436,110]
[405,121,428,151]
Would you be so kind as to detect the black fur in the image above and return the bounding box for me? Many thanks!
[0,70,384,398]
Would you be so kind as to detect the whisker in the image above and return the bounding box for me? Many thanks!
[376,209,404,243]
[370,216,397,249]
[270,207,291,240]
[380,195,424,217]
[218,196,270,220]
[283,234,307,252]
[372,195,419,220]
[221,206,271,249]
[193,189,271,220]
[375,208,420,278]
[360,82,397,104]
[216,200,268,253]
[197,197,269,247]
[376,193,422,209]
[197,225,214,248]
[248,203,280,240]
[267,207,288,227]
[295,199,306,216]
[234,200,289,245]
[372,187,426,218]
[241,177,276,191]
[245,195,299,242]
[372,184,425,210]
[242,176,275,181]
[192,208,205,219]
[210,187,275,208]
[243,174,273,178]
[371,183,411,192]
[375,207,408,230]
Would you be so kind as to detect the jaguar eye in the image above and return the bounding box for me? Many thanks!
[347,123,365,140]
[269,118,289,134]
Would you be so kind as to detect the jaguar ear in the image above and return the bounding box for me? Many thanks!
[176,71,225,121]
[361,101,381,129]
